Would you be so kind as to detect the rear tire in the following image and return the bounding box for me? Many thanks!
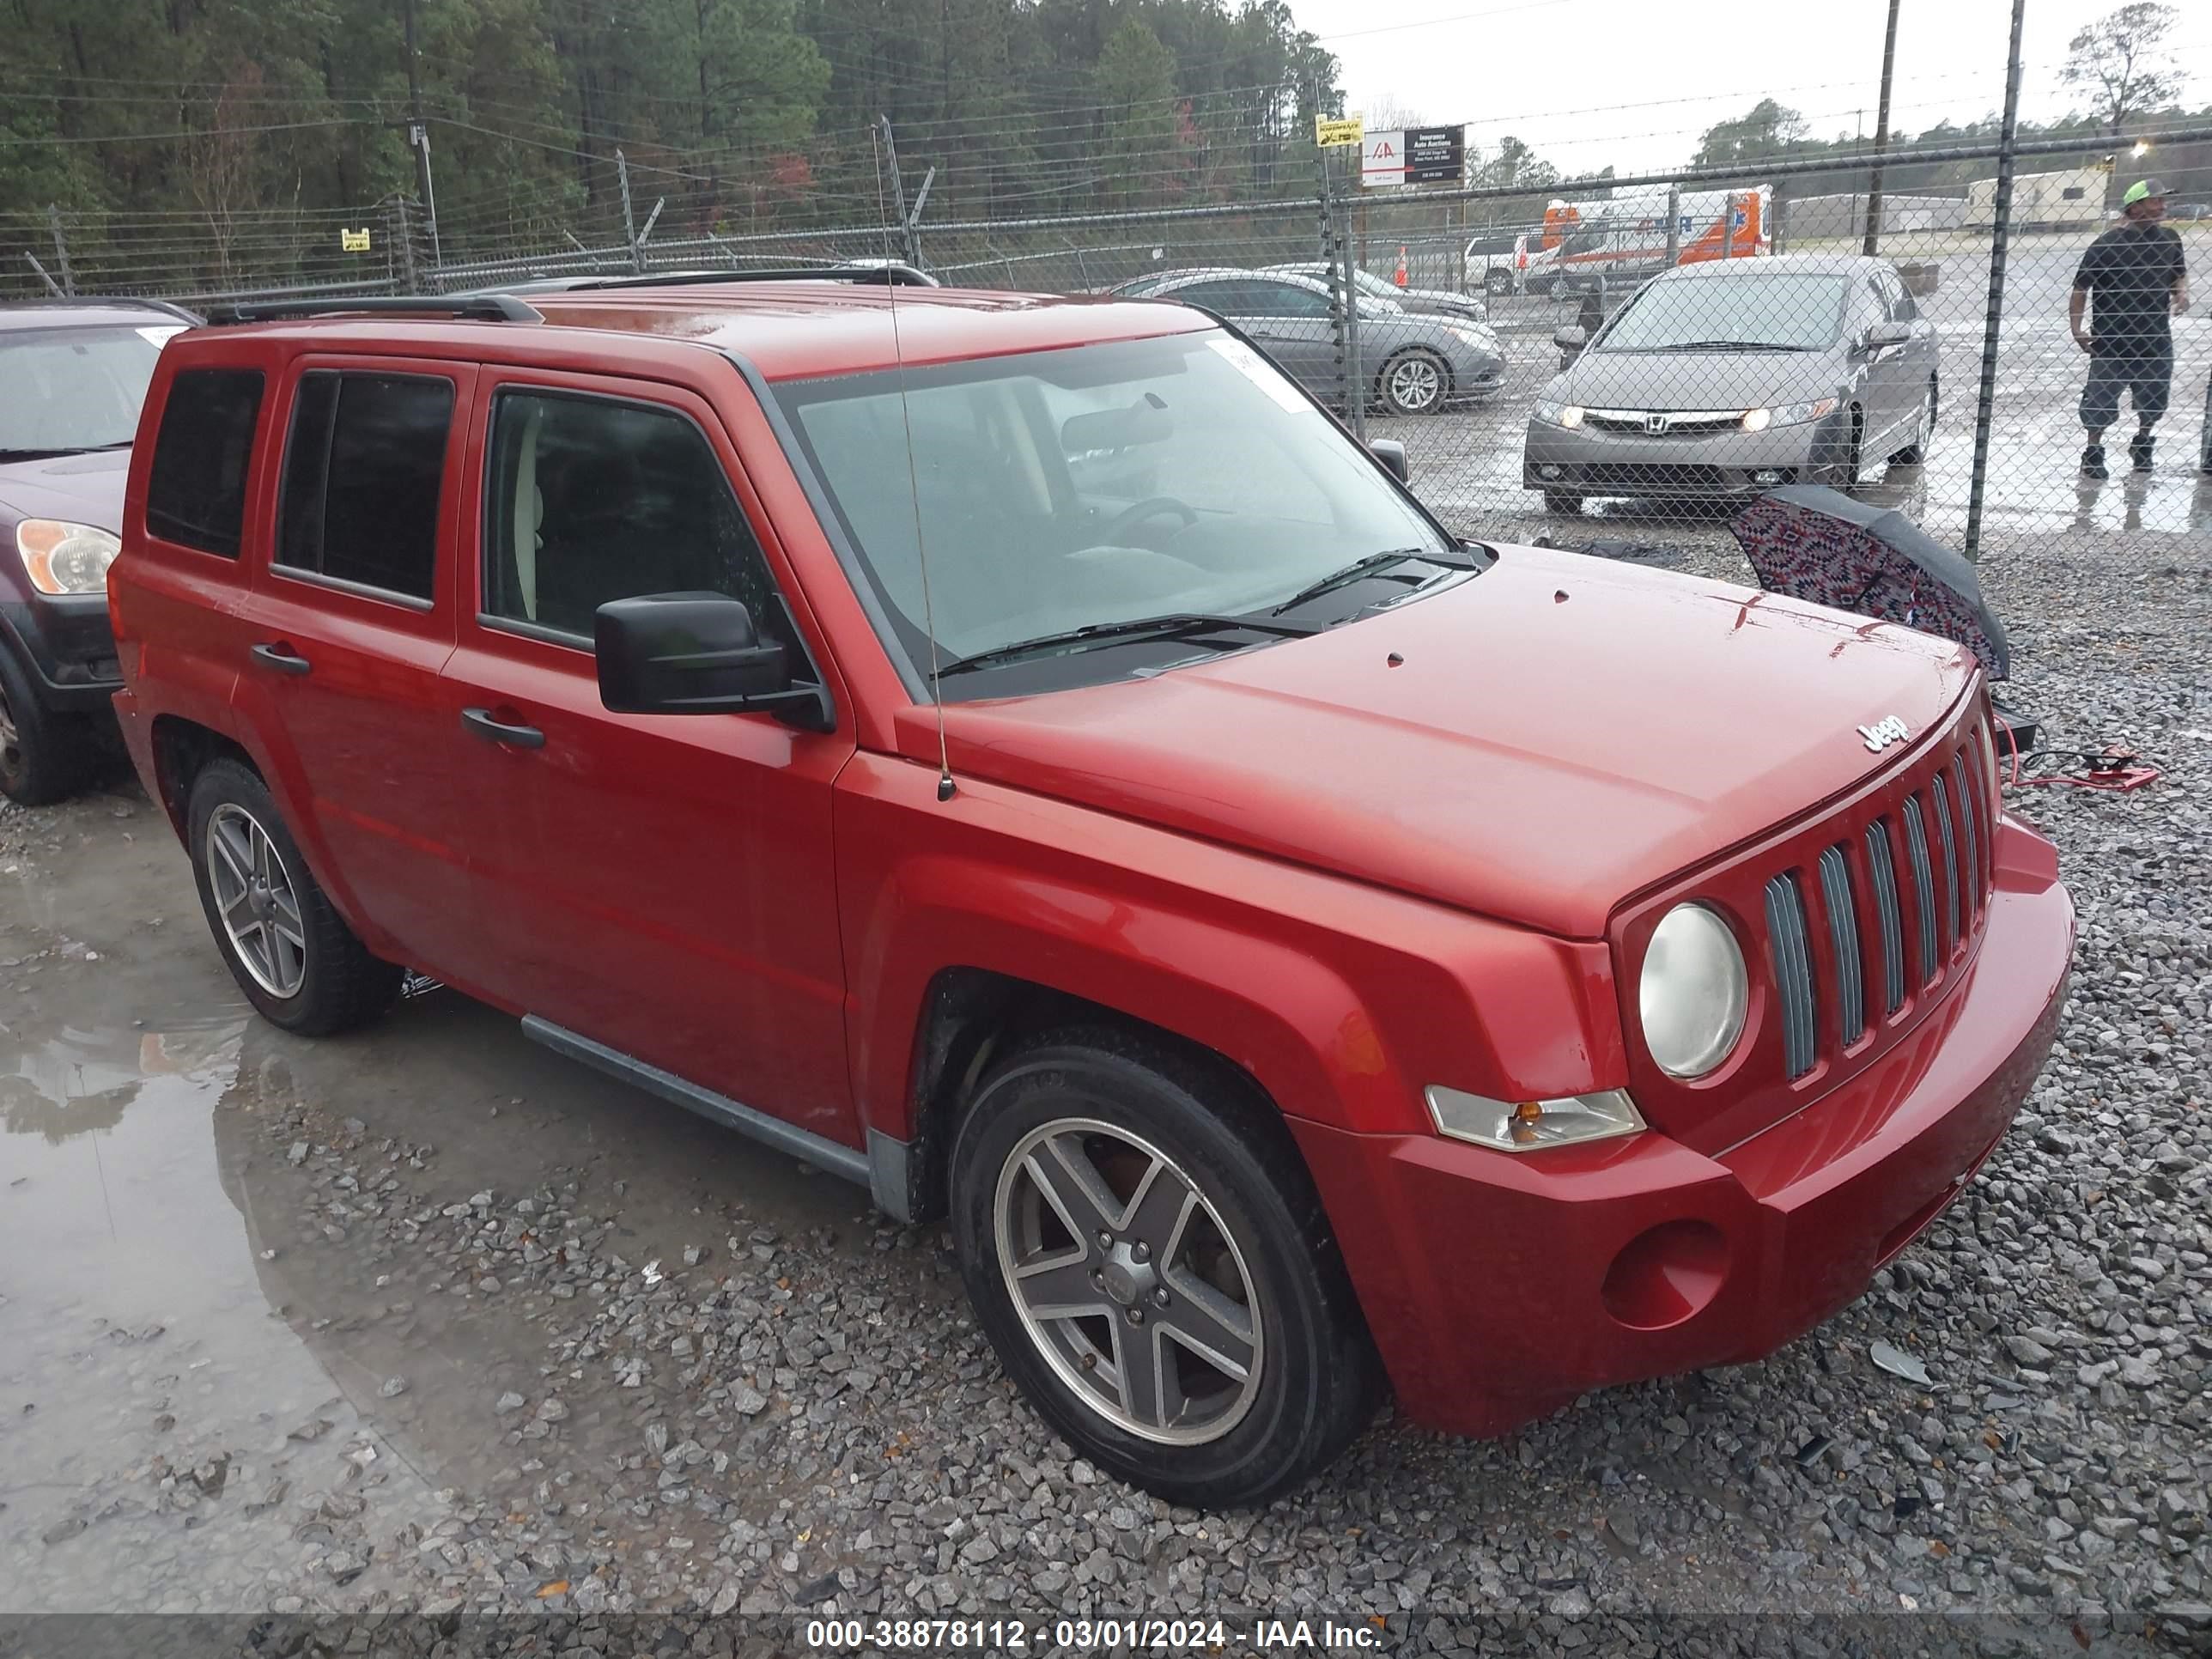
[0,652,94,807]
[1483,270,1513,296]
[186,757,402,1035]
[950,1026,1380,1508]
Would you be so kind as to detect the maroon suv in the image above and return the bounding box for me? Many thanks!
[0,298,195,803]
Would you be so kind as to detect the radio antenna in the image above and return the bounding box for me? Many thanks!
[873,118,956,803]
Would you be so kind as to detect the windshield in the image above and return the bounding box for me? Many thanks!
[1597,274,1849,352]
[777,331,1456,691]
[0,325,178,453]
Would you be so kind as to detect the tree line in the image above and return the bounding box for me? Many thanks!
[0,0,1346,261]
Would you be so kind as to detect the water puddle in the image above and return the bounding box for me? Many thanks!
[0,834,450,1612]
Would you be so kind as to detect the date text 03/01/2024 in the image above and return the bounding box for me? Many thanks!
[803,1617,1385,1650]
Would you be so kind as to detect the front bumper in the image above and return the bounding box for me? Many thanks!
[1,594,123,714]
[1291,813,2073,1438]
[1523,413,1841,497]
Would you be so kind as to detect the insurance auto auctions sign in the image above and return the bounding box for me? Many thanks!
[1364,125,1466,188]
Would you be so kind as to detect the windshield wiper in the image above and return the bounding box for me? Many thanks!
[1270,547,1469,617]
[1650,340,1818,353]
[0,441,132,462]
[936,611,1322,678]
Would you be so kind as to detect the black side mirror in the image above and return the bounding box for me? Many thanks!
[596,592,827,726]
[1369,438,1410,483]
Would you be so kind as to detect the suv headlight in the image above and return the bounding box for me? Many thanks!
[1638,902,1748,1079]
[1741,398,1838,432]
[1536,400,1586,429]
[1425,1085,1645,1152]
[16,520,123,596]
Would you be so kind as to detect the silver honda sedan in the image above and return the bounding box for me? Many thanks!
[1522,254,1940,514]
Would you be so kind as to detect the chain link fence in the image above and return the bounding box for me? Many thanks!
[7,127,2209,567]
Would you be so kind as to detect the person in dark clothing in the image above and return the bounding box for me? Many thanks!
[2070,178,2190,478]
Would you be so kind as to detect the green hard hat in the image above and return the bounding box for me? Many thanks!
[2122,177,2166,205]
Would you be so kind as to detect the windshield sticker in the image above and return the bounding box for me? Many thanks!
[137,326,186,347]
[1206,337,1310,414]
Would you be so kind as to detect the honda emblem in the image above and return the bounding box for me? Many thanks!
[1644,413,1668,435]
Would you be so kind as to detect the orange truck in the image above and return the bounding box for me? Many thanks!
[1528,185,1771,293]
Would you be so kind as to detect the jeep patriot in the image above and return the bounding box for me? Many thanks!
[107,273,2074,1506]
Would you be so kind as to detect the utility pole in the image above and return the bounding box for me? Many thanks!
[617,149,641,273]
[1962,0,2027,563]
[877,117,915,264]
[1863,0,1903,255]
[402,0,442,271]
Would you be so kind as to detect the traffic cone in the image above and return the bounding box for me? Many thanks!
[1394,246,1408,286]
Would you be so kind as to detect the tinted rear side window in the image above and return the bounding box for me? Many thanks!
[146,368,264,557]
[277,371,453,602]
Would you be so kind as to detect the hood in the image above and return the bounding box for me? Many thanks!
[0,448,129,531]
[1401,286,1484,314]
[921,545,1974,938]
[1558,345,1844,411]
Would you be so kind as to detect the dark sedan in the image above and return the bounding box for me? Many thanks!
[0,298,195,803]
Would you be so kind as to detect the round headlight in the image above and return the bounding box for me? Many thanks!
[1638,903,1748,1079]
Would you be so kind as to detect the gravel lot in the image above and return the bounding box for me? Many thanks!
[2,505,2209,1656]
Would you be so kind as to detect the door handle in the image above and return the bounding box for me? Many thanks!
[250,642,312,676]
[460,707,546,749]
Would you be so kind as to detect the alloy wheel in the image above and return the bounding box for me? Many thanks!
[205,802,308,997]
[1385,354,1443,414]
[994,1116,1263,1444]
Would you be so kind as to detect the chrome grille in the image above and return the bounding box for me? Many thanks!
[1583,409,1746,436]
[1764,872,1818,1080]
[1902,795,1938,982]
[1865,819,1906,1014]
[1931,774,1961,955]
[1818,846,1866,1046]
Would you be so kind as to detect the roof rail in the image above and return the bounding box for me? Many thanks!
[203,294,544,326]
[542,263,939,293]
[1,295,204,324]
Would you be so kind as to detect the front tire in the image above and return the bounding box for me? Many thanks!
[1892,377,1937,465]
[186,758,402,1035]
[1818,409,1866,489]
[1378,349,1449,416]
[950,1027,1379,1508]
[0,652,94,807]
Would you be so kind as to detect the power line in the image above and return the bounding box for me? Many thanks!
[0,116,373,148]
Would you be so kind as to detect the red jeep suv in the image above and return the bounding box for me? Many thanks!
[108,274,2073,1507]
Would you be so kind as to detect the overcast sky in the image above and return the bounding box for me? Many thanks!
[1295,0,2211,178]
